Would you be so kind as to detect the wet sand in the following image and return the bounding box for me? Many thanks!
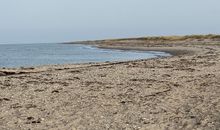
[0,36,220,130]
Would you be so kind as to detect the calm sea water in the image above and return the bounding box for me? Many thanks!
[0,43,170,68]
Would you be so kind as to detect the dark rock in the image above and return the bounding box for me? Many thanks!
[27,117,34,120]
[0,98,10,102]
[120,101,126,104]
[52,90,59,93]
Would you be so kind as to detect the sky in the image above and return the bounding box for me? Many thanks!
[0,0,220,44]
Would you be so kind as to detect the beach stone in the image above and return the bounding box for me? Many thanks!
[27,117,34,120]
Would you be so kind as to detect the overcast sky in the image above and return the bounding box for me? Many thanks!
[0,0,220,43]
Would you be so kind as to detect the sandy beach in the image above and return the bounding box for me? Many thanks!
[0,35,220,130]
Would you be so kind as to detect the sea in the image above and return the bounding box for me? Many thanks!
[0,43,170,68]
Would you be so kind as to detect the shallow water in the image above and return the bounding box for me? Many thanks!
[0,43,170,68]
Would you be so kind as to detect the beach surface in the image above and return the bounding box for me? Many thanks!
[0,35,220,130]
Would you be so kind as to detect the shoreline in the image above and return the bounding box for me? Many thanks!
[1,35,220,129]
[0,43,173,70]
[95,45,197,56]
[0,44,194,75]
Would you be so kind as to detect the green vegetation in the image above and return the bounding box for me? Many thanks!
[108,34,220,42]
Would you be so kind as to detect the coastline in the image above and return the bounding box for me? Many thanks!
[1,35,220,129]
[0,45,194,76]
[95,45,196,56]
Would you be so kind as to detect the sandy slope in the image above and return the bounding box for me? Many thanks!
[0,39,220,130]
